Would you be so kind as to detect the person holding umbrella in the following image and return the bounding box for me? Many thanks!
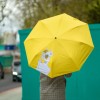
[40,73,72,100]
[24,13,94,100]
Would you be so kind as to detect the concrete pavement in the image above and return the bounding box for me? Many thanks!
[0,73,21,93]
[0,87,22,100]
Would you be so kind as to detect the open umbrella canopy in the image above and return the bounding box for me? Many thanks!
[24,13,94,78]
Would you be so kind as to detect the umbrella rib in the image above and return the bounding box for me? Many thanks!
[56,14,64,36]
[57,39,93,70]
[58,38,93,48]
[56,40,78,70]
[40,21,53,37]
[58,24,87,38]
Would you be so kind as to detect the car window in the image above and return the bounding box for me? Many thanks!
[14,62,20,66]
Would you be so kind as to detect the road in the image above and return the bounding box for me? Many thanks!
[0,87,22,100]
[0,73,21,93]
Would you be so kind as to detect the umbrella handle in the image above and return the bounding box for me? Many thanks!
[64,73,72,78]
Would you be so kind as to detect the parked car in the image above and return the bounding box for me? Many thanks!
[12,60,21,82]
[0,62,4,79]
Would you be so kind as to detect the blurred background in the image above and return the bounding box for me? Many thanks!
[0,0,100,100]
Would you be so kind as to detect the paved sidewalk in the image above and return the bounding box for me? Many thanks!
[0,87,22,100]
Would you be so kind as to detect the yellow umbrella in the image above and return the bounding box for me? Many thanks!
[24,13,94,78]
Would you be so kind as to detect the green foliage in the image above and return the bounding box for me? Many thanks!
[87,0,100,23]
[22,0,99,28]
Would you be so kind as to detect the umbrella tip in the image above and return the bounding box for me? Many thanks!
[55,37,57,39]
